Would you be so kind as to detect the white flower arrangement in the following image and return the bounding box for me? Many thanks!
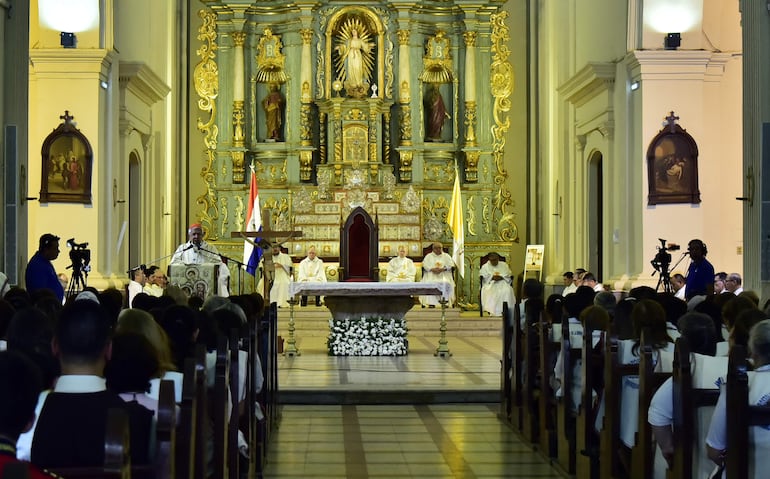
[327,316,408,356]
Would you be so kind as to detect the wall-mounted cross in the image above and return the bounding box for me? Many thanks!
[664,111,679,133]
[59,110,74,124]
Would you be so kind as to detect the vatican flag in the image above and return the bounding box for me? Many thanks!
[447,169,465,278]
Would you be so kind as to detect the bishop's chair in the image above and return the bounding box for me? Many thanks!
[339,206,379,281]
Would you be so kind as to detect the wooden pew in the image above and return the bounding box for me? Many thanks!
[668,337,722,479]
[726,344,770,479]
[47,408,131,478]
[630,331,671,479]
[245,309,264,477]
[228,328,242,479]
[554,318,583,474]
[539,320,559,460]
[176,345,207,479]
[500,301,514,421]
[599,335,638,479]
[521,300,543,445]
[509,302,524,432]
[576,318,604,479]
[212,335,231,479]
[129,379,177,479]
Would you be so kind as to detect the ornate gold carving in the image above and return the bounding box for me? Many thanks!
[467,195,477,236]
[399,104,412,145]
[300,104,312,144]
[220,196,229,238]
[383,111,391,164]
[231,150,245,183]
[235,195,245,232]
[420,30,453,84]
[255,27,287,84]
[490,11,519,243]
[423,161,454,184]
[299,150,313,182]
[397,29,410,46]
[232,100,245,147]
[463,101,477,146]
[463,31,477,47]
[482,196,491,234]
[232,32,246,47]
[194,9,219,237]
[333,17,376,98]
[344,108,366,121]
[319,114,328,164]
[398,150,412,182]
[399,80,410,103]
[302,81,311,103]
[464,150,480,183]
[300,28,313,45]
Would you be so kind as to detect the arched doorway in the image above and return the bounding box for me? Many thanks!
[587,152,604,280]
[128,151,142,271]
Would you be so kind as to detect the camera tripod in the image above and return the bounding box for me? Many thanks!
[655,265,673,293]
[66,263,88,298]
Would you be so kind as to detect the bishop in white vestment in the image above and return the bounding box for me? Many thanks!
[480,253,516,315]
[420,242,455,307]
[386,245,416,282]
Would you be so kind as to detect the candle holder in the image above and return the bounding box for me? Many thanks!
[285,297,301,356]
[434,298,452,357]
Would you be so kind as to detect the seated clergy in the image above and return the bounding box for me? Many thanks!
[386,245,416,282]
[480,253,516,316]
[30,300,153,469]
[257,245,293,308]
[170,223,230,296]
[420,242,455,307]
[297,246,326,307]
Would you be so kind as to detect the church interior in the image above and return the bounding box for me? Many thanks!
[2,0,770,477]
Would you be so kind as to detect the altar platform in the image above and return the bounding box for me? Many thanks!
[276,307,503,404]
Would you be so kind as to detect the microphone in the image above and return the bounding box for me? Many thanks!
[182,244,195,252]
[683,251,690,255]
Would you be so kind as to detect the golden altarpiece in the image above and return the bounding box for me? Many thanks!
[191,1,518,305]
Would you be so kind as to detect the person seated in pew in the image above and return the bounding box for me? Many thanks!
[479,253,516,316]
[30,300,154,469]
[116,308,183,403]
[706,318,770,477]
[105,333,161,416]
[550,290,595,402]
[647,312,720,478]
[519,278,544,330]
[386,245,416,283]
[0,351,60,478]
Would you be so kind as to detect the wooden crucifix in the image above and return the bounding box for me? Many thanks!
[231,207,302,301]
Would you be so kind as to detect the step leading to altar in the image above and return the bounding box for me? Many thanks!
[277,306,502,338]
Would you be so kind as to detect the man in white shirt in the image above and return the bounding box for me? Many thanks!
[386,245,416,282]
[127,268,146,308]
[581,272,604,292]
[671,273,686,300]
[170,223,230,297]
[725,273,744,295]
[562,271,578,296]
[480,253,516,316]
[420,242,455,307]
[297,246,326,306]
[257,245,293,308]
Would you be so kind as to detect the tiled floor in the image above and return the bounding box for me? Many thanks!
[263,335,563,478]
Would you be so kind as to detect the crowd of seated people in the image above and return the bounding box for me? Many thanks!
[0,278,276,478]
[501,268,770,479]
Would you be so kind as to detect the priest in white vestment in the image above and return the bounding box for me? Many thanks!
[297,246,327,306]
[170,223,230,296]
[420,242,455,307]
[480,253,516,315]
[257,245,293,308]
[386,245,416,282]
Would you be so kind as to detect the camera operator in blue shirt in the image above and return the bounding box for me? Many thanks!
[25,233,64,302]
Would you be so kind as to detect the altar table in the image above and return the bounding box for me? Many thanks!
[288,282,450,320]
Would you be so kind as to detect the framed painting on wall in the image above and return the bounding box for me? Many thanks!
[646,111,701,205]
[39,111,93,204]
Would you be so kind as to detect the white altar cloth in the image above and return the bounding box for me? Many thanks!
[289,281,451,300]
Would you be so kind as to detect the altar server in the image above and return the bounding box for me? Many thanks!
[298,246,327,306]
[386,245,416,282]
[420,242,455,307]
[480,253,516,315]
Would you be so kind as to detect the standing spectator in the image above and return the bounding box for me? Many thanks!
[685,239,714,300]
[25,234,64,302]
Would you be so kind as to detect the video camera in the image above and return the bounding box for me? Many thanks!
[66,237,91,274]
[651,238,679,274]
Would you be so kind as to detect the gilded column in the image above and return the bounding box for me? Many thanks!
[299,28,314,181]
[231,31,246,183]
[462,30,479,183]
[397,29,413,182]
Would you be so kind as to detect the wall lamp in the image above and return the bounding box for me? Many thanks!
[664,33,681,50]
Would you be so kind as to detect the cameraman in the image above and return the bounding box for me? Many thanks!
[685,239,714,300]
[25,233,64,302]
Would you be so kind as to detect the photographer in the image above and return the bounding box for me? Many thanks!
[25,234,64,302]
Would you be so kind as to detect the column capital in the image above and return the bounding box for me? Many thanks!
[463,31,477,47]
[300,29,313,45]
[397,30,410,46]
[232,31,246,47]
